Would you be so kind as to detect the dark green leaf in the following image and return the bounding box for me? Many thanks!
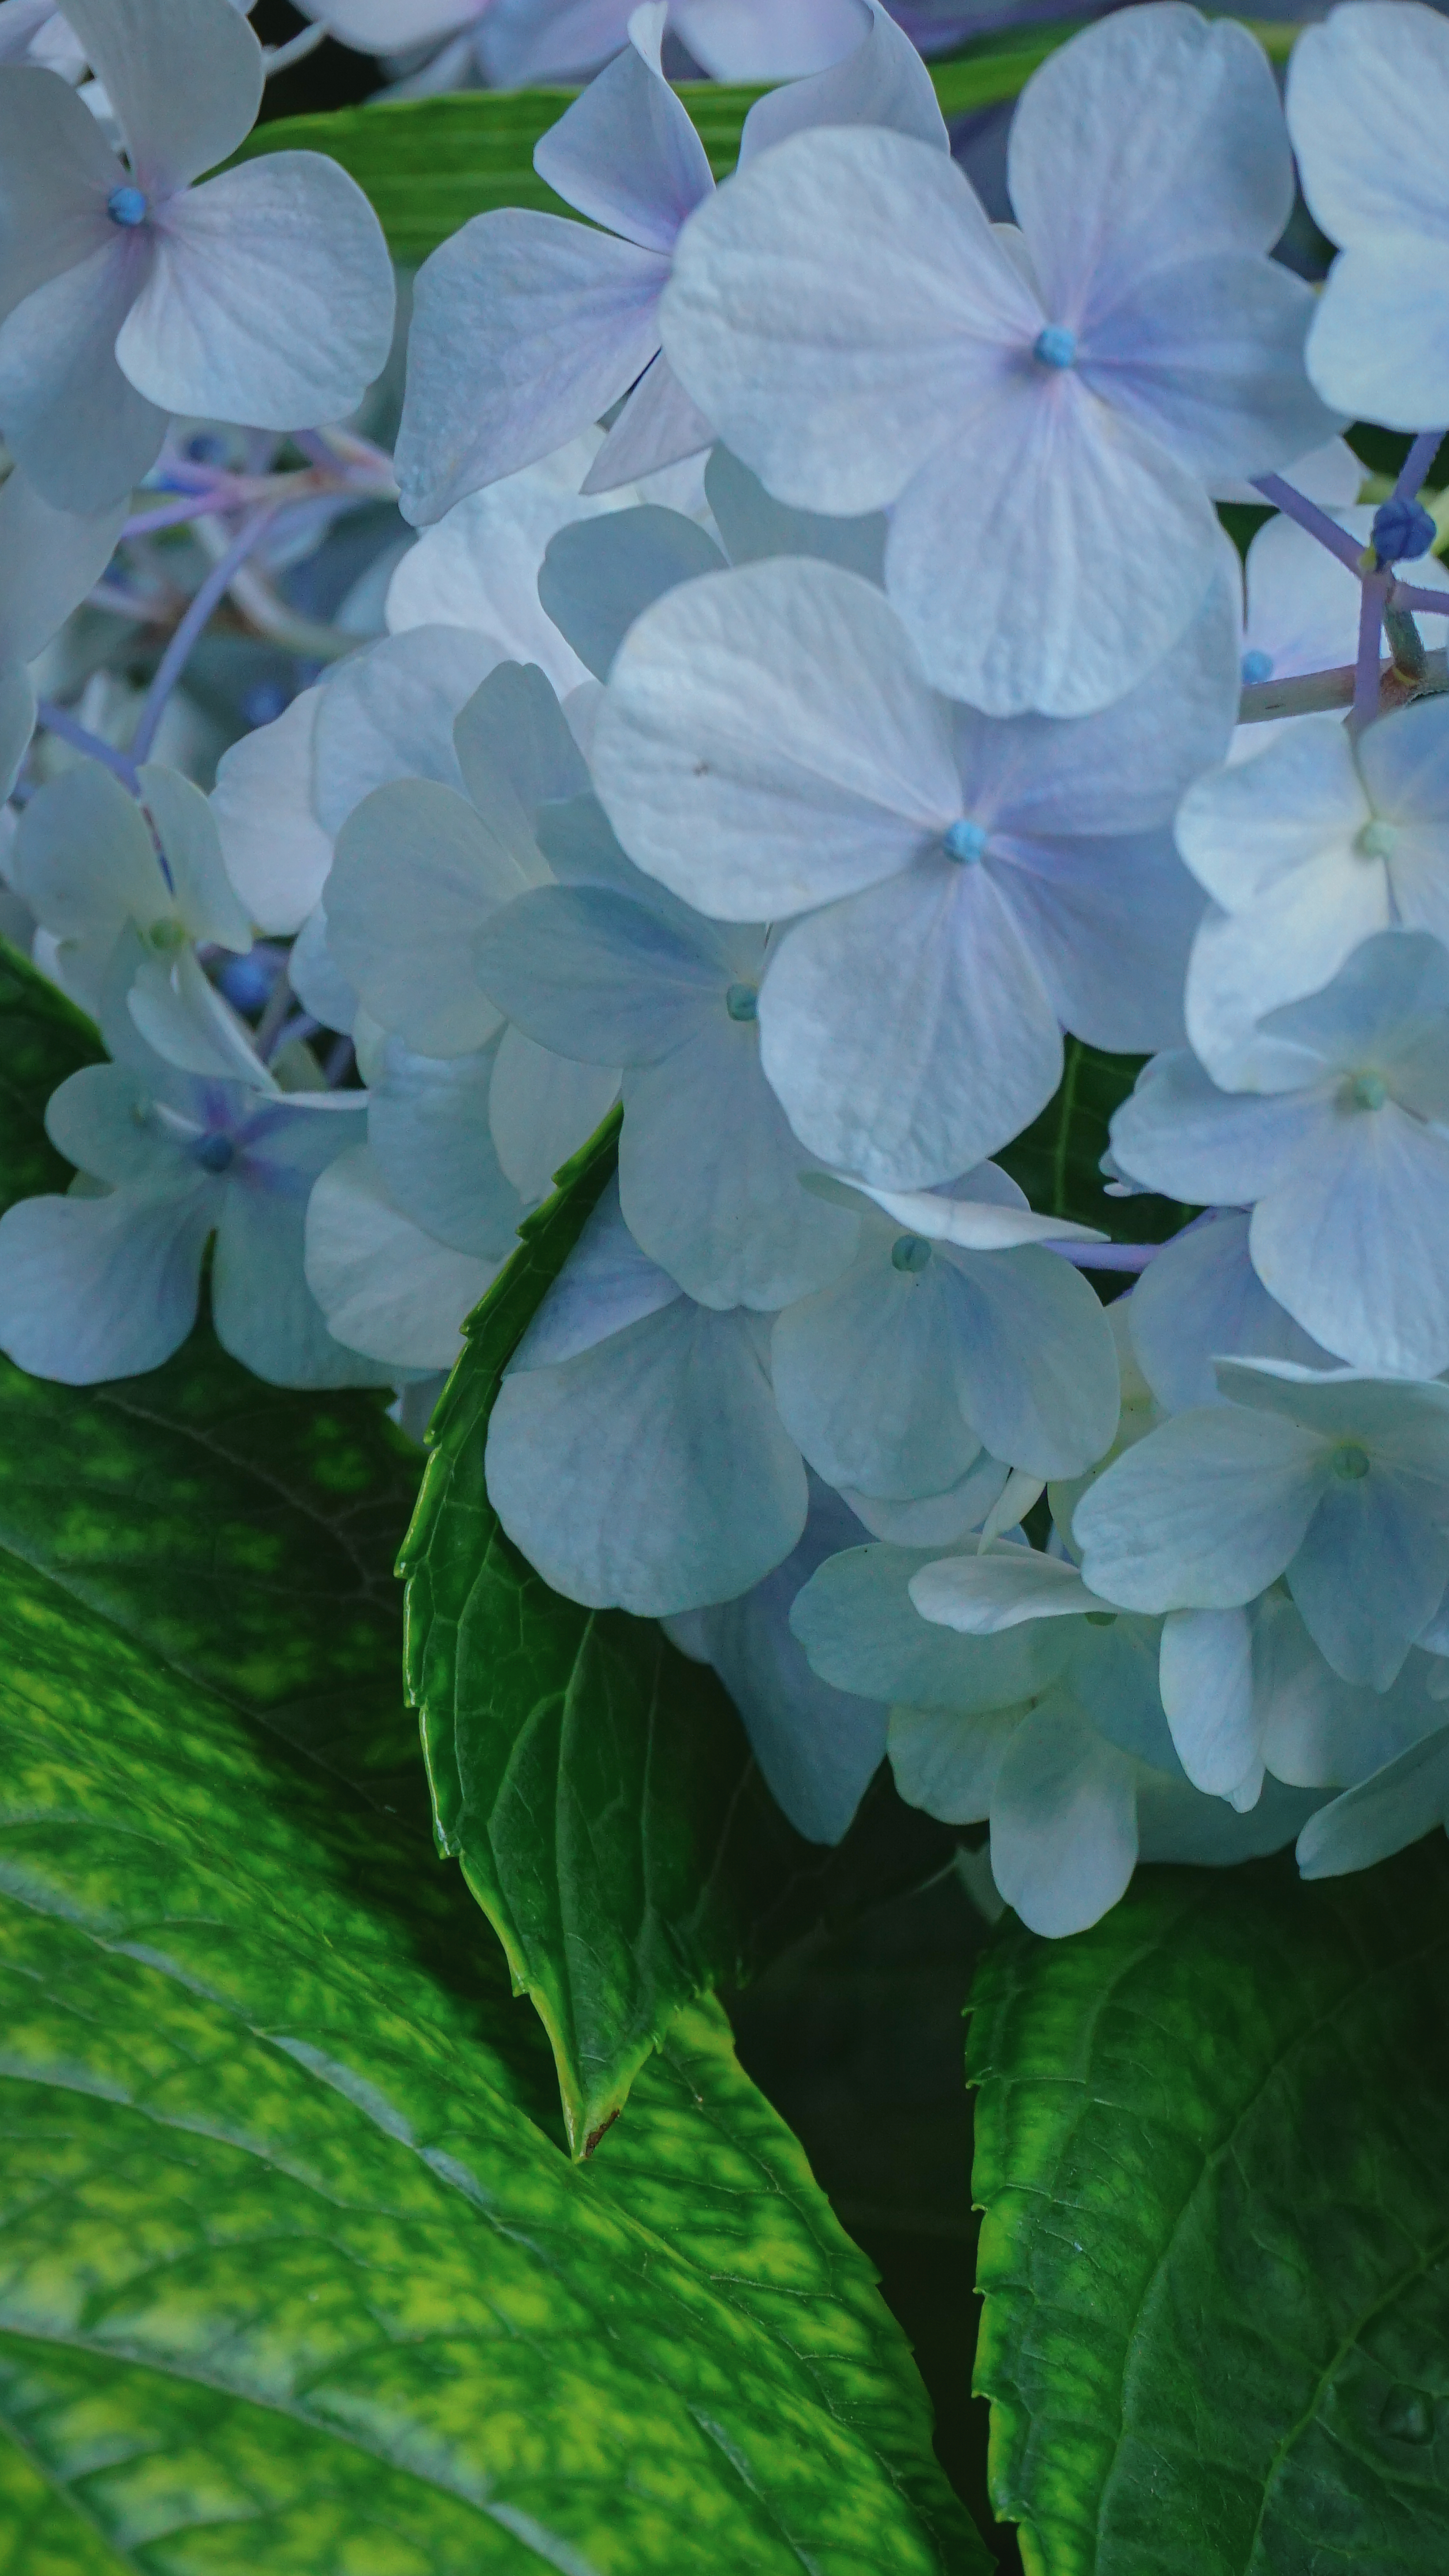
[0,933,103,1203]
[402,1116,952,2157]
[0,1530,987,2568]
[729,1864,1023,2567]
[238,33,1090,268]
[967,1850,1449,2574]
[995,1038,1191,1247]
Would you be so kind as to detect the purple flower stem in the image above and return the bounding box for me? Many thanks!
[1388,580,1449,620]
[34,702,139,791]
[130,504,280,764]
[1393,428,1444,502]
[1250,474,1365,571]
[1352,567,1391,726]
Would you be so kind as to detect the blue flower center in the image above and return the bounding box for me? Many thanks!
[1240,648,1274,686]
[891,1234,933,1274]
[1033,324,1077,370]
[944,819,987,865]
[1331,1443,1370,1481]
[1349,1072,1388,1112]
[725,982,758,1022]
[1371,494,1436,566]
[108,184,149,228]
[194,1133,235,1175]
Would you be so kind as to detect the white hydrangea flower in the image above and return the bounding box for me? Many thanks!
[593,551,1238,1188]
[0,0,394,507]
[1112,930,1449,1376]
[662,3,1336,715]
[1287,0,1449,427]
[395,0,946,521]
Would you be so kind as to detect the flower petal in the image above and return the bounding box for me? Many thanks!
[396,210,667,524]
[117,154,395,428]
[63,0,262,194]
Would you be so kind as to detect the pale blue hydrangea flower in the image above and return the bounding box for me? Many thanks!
[0,464,126,795]
[304,1034,524,1371]
[664,1476,889,1845]
[661,3,1337,715]
[485,1179,808,1614]
[1127,1213,1335,1415]
[474,793,858,1309]
[1297,1721,1449,1879]
[0,0,394,508]
[395,0,946,521]
[1111,930,1449,1376]
[323,662,622,1202]
[1229,501,1449,764]
[1287,0,1449,427]
[0,1028,385,1386]
[593,550,1238,1187]
[793,1533,1316,1933]
[1076,1357,1449,1693]
[769,1164,1118,1500]
[1180,693,1449,1085]
[14,756,259,1084]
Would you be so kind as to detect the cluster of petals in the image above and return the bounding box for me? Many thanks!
[3,0,1449,1930]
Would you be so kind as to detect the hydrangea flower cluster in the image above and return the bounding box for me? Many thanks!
[6,0,1449,1938]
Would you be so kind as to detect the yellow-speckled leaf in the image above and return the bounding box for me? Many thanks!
[0,1541,990,2570]
[968,1854,1449,2574]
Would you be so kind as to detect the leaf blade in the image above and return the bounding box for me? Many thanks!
[968,1851,1449,2574]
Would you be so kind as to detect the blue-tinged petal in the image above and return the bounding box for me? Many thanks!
[1074,1402,1326,1610]
[487,1294,807,1615]
[396,210,666,524]
[0,1184,210,1383]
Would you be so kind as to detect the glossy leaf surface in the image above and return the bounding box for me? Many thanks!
[239,33,1098,264]
[968,1852,1449,2573]
[0,1543,988,2571]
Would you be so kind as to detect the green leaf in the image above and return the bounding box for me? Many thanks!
[238,31,1085,268]
[967,1851,1449,2574]
[994,1038,1191,1246]
[0,1533,988,2569]
[0,933,103,1203]
[402,1115,952,2158]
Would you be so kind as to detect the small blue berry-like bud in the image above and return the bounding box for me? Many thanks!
[1370,494,1436,565]
[108,184,149,228]
[1240,648,1274,686]
[725,982,758,1022]
[890,1234,933,1274]
[1033,324,1077,370]
[194,1132,235,1174]
[944,819,987,864]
